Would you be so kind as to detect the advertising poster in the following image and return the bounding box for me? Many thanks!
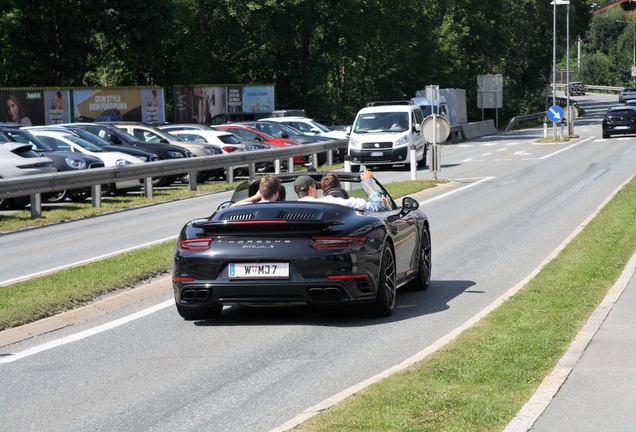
[242,85,275,112]
[72,88,143,122]
[44,89,71,124]
[0,90,45,126]
[140,88,165,124]
[227,86,242,113]
[191,86,227,123]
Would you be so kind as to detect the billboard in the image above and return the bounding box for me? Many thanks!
[72,88,165,124]
[174,84,275,123]
[0,90,47,125]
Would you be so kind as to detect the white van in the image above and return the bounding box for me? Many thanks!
[347,102,426,172]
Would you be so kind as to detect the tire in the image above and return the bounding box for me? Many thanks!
[407,227,432,291]
[602,132,610,139]
[350,164,360,173]
[68,190,90,202]
[43,190,68,204]
[152,176,170,187]
[369,245,397,317]
[417,146,428,168]
[176,303,223,320]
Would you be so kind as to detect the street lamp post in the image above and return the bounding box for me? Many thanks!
[552,0,570,139]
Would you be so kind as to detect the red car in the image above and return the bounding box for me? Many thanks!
[214,124,306,165]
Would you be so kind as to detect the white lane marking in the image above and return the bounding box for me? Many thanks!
[0,300,174,364]
[523,136,595,160]
[497,148,507,152]
[0,236,178,287]
[420,176,494,204]
[272,174,635,432]
[481,152,492,156]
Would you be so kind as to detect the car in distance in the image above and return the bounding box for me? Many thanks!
[566,82,586,96]
[172,172,431,320]
[618,87,636,103]
[602,105,636,138]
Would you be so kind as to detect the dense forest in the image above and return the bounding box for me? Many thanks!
[0,0,629,124]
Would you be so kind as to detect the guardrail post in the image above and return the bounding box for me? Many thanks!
[344,154,351,172]
[312,153,318,170]
[91,185,102,208]
[288,157,294,173]
[410,144,417,180]
[30,193,42,219]
[249,163,256,181]
[144,177,153,198]
[188,171,197,191]
[227,166,234,184]
[327,149,333,166]
[274,159,281,174]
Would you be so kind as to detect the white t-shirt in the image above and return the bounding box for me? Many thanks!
[299,195,374,212]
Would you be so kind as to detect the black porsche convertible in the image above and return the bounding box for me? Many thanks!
[172,172,431,319]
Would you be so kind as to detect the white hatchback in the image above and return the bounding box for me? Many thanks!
[27,130,144,195]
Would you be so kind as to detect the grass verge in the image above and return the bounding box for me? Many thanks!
[292,177,636,431]
[0,178,440,330]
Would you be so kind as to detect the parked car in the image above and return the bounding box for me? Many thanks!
[157,123,216,133]
[172,172,431,320]
[52,125,161,162]
[166,129,250,179]
[106,122,230,182]
[213,124,306,165]
[1,127,105,203]
[259,116,349,140]
[240,121,343,165]
[566,82,586,96]
[105,122,221,158]
[618,87,636,103]
[0,139,55,209]
[27,129,144,196]
[602,105,636,138]
[58,123,193,187]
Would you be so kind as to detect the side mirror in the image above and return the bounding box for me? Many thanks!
[281,132,289,138]
[414,123,421,133]
[160,138,169,144]
[217,201,234,210]
[402,196,419,211]
[345,126,351,135]
[108,133,122,144]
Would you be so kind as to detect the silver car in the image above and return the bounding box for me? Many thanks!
[0,139,55,209]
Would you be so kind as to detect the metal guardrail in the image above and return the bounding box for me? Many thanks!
[0,139,348,217]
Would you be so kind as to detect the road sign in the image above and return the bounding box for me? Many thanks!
[564,105,578,121]
[547,105,564,123]
[421,115,451,143]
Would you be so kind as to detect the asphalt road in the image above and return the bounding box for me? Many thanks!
[1,93,634,431]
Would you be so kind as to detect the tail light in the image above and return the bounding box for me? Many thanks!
[223,146,239,153]
[311,236,366,249]
[178,238,212,251]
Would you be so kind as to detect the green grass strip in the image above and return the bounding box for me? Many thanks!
[294,177,636,431]
[0,241,175,329]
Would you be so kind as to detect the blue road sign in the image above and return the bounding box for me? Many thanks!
[547,105,564,122]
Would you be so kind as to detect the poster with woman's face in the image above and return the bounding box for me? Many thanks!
[1,90,44,126]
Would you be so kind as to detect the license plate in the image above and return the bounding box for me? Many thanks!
[229,263,289,279]
[370,151,383,157]
[615,126,630,130]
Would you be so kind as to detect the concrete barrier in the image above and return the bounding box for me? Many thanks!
[460,120,498,139]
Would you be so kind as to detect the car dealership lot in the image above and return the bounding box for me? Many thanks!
[2,94,636,431]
